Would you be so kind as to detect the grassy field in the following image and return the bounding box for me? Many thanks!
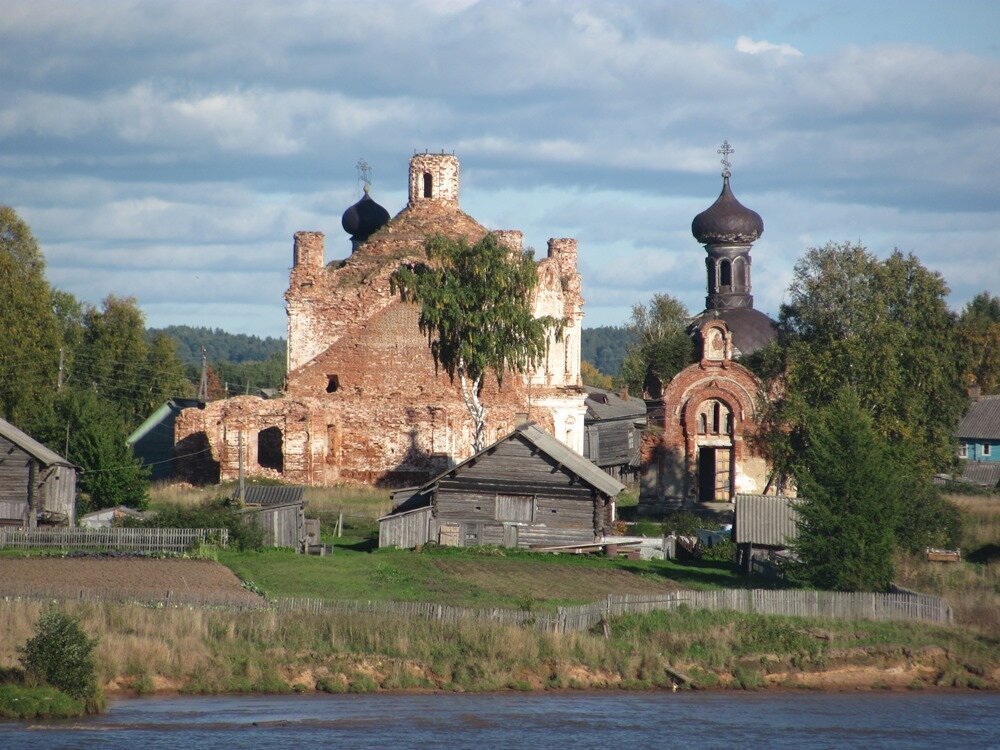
[218,545,754,610]
[894,493,1000,634]
[1,600,994,695]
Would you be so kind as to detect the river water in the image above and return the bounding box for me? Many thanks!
[2,692,998,749]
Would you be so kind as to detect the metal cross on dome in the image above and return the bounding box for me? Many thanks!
[717,140,734,178]
[356,158,372,191]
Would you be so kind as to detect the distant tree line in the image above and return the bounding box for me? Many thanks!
[149,324,285,365]
[580,326,633,377]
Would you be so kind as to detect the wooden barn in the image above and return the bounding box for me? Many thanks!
[733,493,799,575]
[583,386,647,485]
[0,417,76,527]
[379,423,625,550]
[237,484,306,549]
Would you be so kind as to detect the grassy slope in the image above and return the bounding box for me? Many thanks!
[1,600,994,696]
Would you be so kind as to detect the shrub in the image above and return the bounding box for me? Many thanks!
[125,497,265,551]
[18,609,98,702]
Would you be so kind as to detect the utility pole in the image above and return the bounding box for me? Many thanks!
[237,429,246,505]
[198,346,208,401]
[57,348,64,391]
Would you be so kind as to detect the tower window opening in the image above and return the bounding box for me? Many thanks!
[326,375,340,393]
[720,259,732,287]
[707,263,717,292]
[423,172,433,198]
[734,257,747,288]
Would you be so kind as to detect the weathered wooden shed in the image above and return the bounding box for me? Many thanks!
[237,485,306,549]
[0,417,76,527]
[733,493,799,574]
[379,423,625,549]
[583,386,647,485]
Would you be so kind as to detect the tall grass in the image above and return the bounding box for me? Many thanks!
[893,493,1000,634]
[0,600,994,694]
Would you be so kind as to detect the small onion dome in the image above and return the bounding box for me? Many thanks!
[691,176,763,245]
[341,186,390,242]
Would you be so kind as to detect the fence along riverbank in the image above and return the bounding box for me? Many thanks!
[0,587,953,630]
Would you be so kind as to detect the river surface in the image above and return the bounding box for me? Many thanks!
[2,692,998,749]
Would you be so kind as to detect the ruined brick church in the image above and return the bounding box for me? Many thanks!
[639,151,783,513]
[174,152,586,486]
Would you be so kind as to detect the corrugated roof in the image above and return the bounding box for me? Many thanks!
[958,461,1000,488]
[734,494,799,547]
[954,396,1000,440]
[240,485,305,506]
[0,417,74,468]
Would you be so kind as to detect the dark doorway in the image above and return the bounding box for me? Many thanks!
[258,426,284,473]
[698,447,715,502]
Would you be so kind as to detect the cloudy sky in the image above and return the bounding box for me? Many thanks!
[2,0,998,338]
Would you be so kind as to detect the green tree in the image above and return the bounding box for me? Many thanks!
[618,293,694,396]
[33,388,150,512]
[957,292,1000,394]
[0,206,62,424]
[73,296,189,429]
[391,233,560,451]
[791,390,899,592]
[777,243,965,475]
[19,609,98,702]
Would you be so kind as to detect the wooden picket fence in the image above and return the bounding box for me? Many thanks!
[0,527,229,553]
[0,587,952,631]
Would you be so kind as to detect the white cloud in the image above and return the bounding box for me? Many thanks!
[736,35,804,57]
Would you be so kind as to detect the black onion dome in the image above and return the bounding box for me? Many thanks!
[341,187,390,242]
[691,176,763,245]
[687,307,777,356]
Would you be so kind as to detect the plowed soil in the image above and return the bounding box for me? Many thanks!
[0,557,261,605]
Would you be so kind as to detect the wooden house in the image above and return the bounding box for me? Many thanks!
[583,386,646,485]
[0,417,76,527]
[379,423,625,550]
[237,484,306,549]
[733,493,799,574]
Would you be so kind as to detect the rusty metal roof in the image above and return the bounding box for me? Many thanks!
[734,494,799,547]
[954,396,1000,440]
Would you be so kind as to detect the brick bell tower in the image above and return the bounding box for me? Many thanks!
[408,151,460,207]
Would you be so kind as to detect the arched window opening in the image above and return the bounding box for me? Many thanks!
[707,263,717,292]
[698,413,708,435]
[712,402,721,433]
[723,410,731,435]
[734,257,747,289]
[423,172,433,198]
[720,259,732,287]
[257,426,284,473]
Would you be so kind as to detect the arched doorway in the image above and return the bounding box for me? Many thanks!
[694,398,732,502]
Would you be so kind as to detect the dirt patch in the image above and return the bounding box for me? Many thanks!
[0,557,261,606]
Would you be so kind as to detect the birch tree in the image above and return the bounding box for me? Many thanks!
[391,233,560,452]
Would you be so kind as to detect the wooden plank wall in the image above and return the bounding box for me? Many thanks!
[379,507,436,549]
[0,437,76,525]
[246,504,304,549]
[428,437,610,548]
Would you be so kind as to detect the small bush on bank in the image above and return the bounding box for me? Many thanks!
[18,609,99,707]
